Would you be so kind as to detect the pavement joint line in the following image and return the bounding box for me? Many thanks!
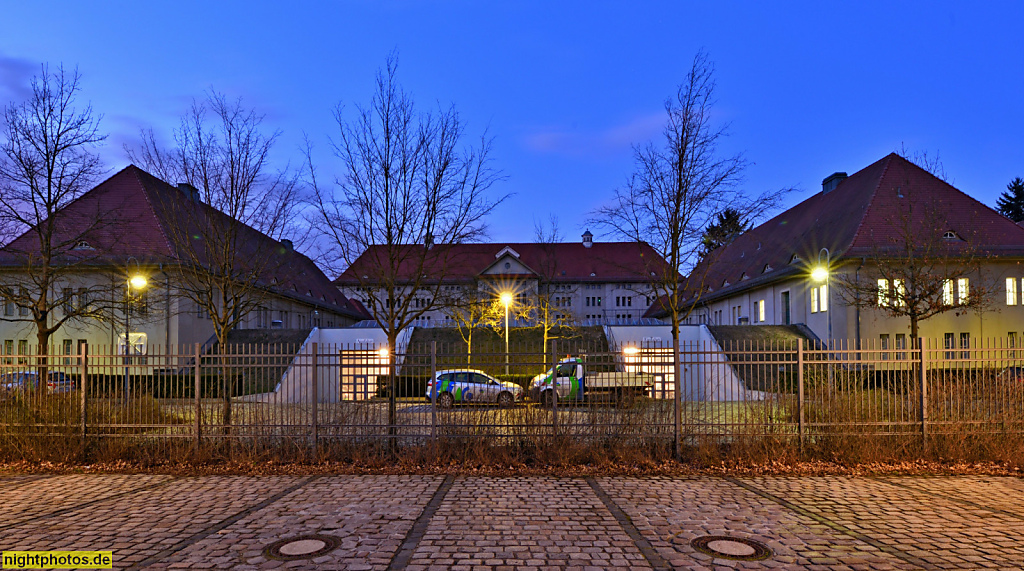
[0,476,180,532]
[387,474,453,571]
[879,477,1024,521]
[131,475,316,569]
[586,476,672,571]
[0,475,56,491]
[724,477,938,571]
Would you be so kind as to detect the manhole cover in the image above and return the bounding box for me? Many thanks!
[264,534,341,561]
[690,535,772,561]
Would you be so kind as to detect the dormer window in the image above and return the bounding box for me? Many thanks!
[72,240,93,250]
[790,254,800,264]
[740,273,749,280]
[763,264,772,273]
[943,231,960,240]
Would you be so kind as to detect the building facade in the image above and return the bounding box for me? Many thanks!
[0,166,366,356]
[336,233,671,326]
[649,154,1024,347]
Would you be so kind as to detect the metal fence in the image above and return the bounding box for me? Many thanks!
[1,337,1022,449]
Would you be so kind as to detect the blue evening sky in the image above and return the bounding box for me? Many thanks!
[2,1,1022,253]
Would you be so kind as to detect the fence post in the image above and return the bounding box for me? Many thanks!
[919,337,928,449]
[551,340,558,437]
[797,339,804,452]
[431,341,437,442]
[80,343,88,449]
[194,343,201,450]
[311,342,319,457]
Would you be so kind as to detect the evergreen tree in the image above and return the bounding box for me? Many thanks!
[996,177,1024,222]
[699,208,750,257]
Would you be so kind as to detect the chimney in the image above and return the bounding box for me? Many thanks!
[821,172,848,194]
[178,183,200,202]
[582,229,593,249]
[280,238,293,252]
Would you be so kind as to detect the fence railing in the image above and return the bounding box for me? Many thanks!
[1,337,1022,449]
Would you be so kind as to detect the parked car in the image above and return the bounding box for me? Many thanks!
[425,369,523,408]
[997,366,1024,382]
[0,370,77,398]
[529,357,655,407]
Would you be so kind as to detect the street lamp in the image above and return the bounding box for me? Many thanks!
[813,248,832,348]
[500,291,513,375]
[124,259,147,398]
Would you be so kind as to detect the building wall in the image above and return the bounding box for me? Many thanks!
[687,260,1024,345]
[0,269,355,356]
[339,279,659,326]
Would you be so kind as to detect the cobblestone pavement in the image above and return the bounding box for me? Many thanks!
[1,474,1022,570]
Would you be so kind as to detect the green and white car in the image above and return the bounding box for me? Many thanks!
[426,369,523,408]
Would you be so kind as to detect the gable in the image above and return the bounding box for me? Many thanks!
[481,253,537,276]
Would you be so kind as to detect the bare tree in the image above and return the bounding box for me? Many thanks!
[587,51,784,456]
[446,285,502,365]
[531,215,576,349]
[834,196,993,340]
[0,64,110,392]
[313,56,504,430]
[128,91,301,428]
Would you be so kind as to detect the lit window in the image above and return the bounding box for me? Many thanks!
[757,299,766,322]
[811,287,819,313]
[877,279,889,306]
[942,280,954,305]
[893,279,906,307]
[1008,278,1019,306]
[819,284,828,312]
[957,278,969,304]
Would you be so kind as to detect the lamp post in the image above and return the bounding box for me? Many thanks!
[124,259,147,398]
[813,248,832,348]
[813,248,833,388]
[500,292,513,375]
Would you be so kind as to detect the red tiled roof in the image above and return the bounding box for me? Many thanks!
[0,165,367,320]
[672,153,1024,309]
[335,241,673,285]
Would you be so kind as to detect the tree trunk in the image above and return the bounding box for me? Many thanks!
[219,331,232,436]
[671,314,682,461]
[35,327,51,398]
[910,315,920,340]
[387,330,398,452]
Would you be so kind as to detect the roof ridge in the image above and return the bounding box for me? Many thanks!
[845,153,894,254]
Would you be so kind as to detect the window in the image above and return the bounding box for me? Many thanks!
[960,332,970,359]
[879,334,889,361]
[1009,332,1018,359]
[942,280,954,306]
[62,339,73,365]
[819,284,827,312]
[756,299,765,323]
[877,279,889,306]
[944,332,955,360]
[957,278,969,304]
[17,339,27,364]
[895,333,907,360]
[1008,278,1019,306]
[77,288,90,312]
[2,340,11,365]
[811,287,819,313]
[893,279,905,307]
[3,301,12,316]
[62,288,73,315]
[18,288,28,316]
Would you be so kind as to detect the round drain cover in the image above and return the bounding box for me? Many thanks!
[690,535,772,561]
[264,534,341,561]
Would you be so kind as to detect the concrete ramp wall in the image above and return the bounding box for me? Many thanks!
[245,326,414,403]
[605,323,768,402]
